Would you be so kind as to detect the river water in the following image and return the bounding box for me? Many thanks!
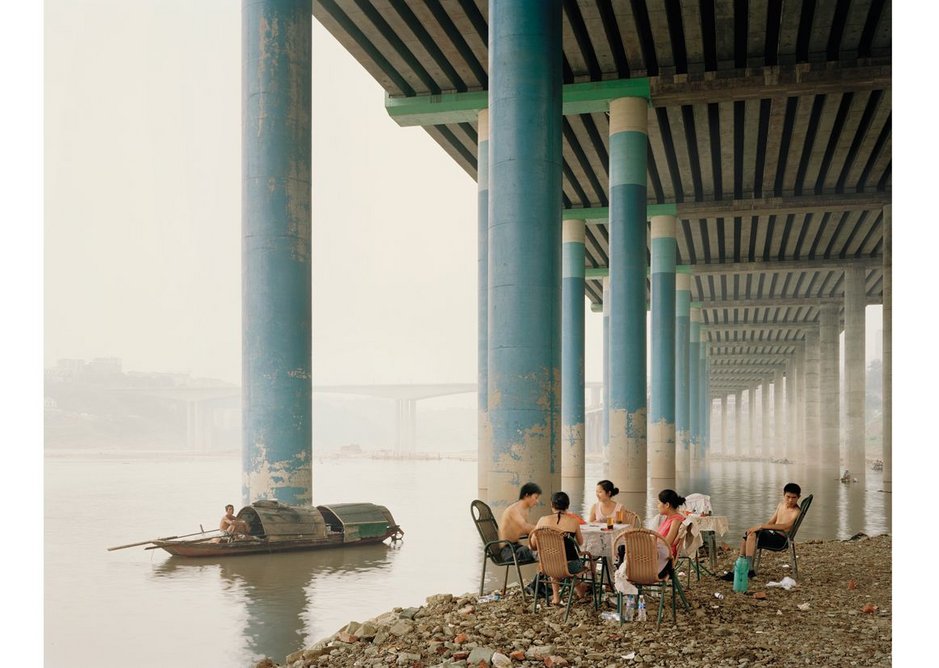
[44,450,889,667]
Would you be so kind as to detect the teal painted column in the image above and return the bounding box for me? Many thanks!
[487,0,563,513]
[241,0,312,505]
[688,306,701,462]
[675,269,691,475]
[562,218,586,488]
[607,96,648,499]
[650,215,677,484]
[477,109,490,500]
[602,277,610,464]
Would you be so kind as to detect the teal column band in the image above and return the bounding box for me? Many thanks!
[602,277,610,462]
[487,0,563,514]
[477,109,490,500]
[675,269,691,476]
[689,306,701,462]
[242,0,312,505]
[650,215,677,483]
[774,367,785,462]
[607,96,648,495]
[562,219,586,487]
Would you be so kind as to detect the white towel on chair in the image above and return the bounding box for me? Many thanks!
[682,493,712,515]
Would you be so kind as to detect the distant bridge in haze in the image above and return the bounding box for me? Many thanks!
[108,382,605,454]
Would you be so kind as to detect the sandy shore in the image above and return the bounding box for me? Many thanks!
[257,533,891,667]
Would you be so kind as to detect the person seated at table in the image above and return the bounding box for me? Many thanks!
[588,480,624,523]
[530,491,591,605]
[721,482,802,581]
[656,489,687,569]
[498,481,541,562]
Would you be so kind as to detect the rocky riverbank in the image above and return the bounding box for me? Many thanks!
[257,534,891,667]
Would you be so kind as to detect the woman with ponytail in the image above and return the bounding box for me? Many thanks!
[656,489,687,558]
[530,491,590,604]
[588,480,624,523]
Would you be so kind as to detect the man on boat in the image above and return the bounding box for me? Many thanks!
[498,481,541,562]
[219,504,249,537]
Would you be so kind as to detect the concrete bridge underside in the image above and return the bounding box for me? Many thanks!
[241,1,892,506]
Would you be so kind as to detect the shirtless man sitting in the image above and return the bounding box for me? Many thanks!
[219,504,249,537]
[722,482,803,580]
[498,482,542,562]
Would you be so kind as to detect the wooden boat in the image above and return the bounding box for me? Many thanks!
[142,500,403,558]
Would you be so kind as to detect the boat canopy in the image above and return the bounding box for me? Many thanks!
[237,500,327,541]
[317,503,397,541]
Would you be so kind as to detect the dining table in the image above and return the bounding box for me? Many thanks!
[580,523,636,591]
[681,514,730,571]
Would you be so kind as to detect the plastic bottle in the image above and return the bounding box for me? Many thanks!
[733,556,749,593]
[636,595,647,622]
[624,594,636,621]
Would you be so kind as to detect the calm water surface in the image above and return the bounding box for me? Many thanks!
[45,451,889,667]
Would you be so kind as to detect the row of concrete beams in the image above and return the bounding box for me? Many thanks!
[386,63,891,127]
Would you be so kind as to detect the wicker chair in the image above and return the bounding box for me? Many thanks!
[470,499,537,601]
[674,522,703,587]
[611,528,690,625]
[618,508,642,529]
[753,493,813,579]
[529,527,598,622]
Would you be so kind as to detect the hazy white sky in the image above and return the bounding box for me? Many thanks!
[42,0,610,387]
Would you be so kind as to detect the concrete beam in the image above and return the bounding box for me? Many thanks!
[698,295,881,308]
[650,62,891,106]
[692,256,881,275]
[385,63,890,127]
[386,77,650,127]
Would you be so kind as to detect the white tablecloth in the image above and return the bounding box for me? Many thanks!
[581,524,632,559]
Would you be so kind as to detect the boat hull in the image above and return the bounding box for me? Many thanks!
[154,532,397,558]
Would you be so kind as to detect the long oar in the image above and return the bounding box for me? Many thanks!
[107,528,219,551]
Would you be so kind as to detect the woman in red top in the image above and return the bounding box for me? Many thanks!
[656,489,686,559]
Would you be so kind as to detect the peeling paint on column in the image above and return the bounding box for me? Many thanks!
[487,0,563,515]
[242,0,313,506]
[243,443,313,505]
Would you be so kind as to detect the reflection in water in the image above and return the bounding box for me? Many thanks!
[48,453,889,668]
[152,543,395,663]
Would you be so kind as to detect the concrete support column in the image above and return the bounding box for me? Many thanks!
[689,307,701,460]
[721,394,731,457]
[786,357,796,461]
[487,0,563,513]
[804,329,821,464]
[844,266,867,485]
[650,215,677,484]
[882,205,892,492]
[241,0,312,505]
[607,96,648,497]
[796,345,807,462]
[747,386,756,457]
[675,270,691,476]
[562,218,586,488]
[734,390,743,457]
[818,303,841,470]
[773,367,785,463]
[602,277,610,464]
[699,340,710,459]
[760,378,770,459]
[477,109,490,499]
